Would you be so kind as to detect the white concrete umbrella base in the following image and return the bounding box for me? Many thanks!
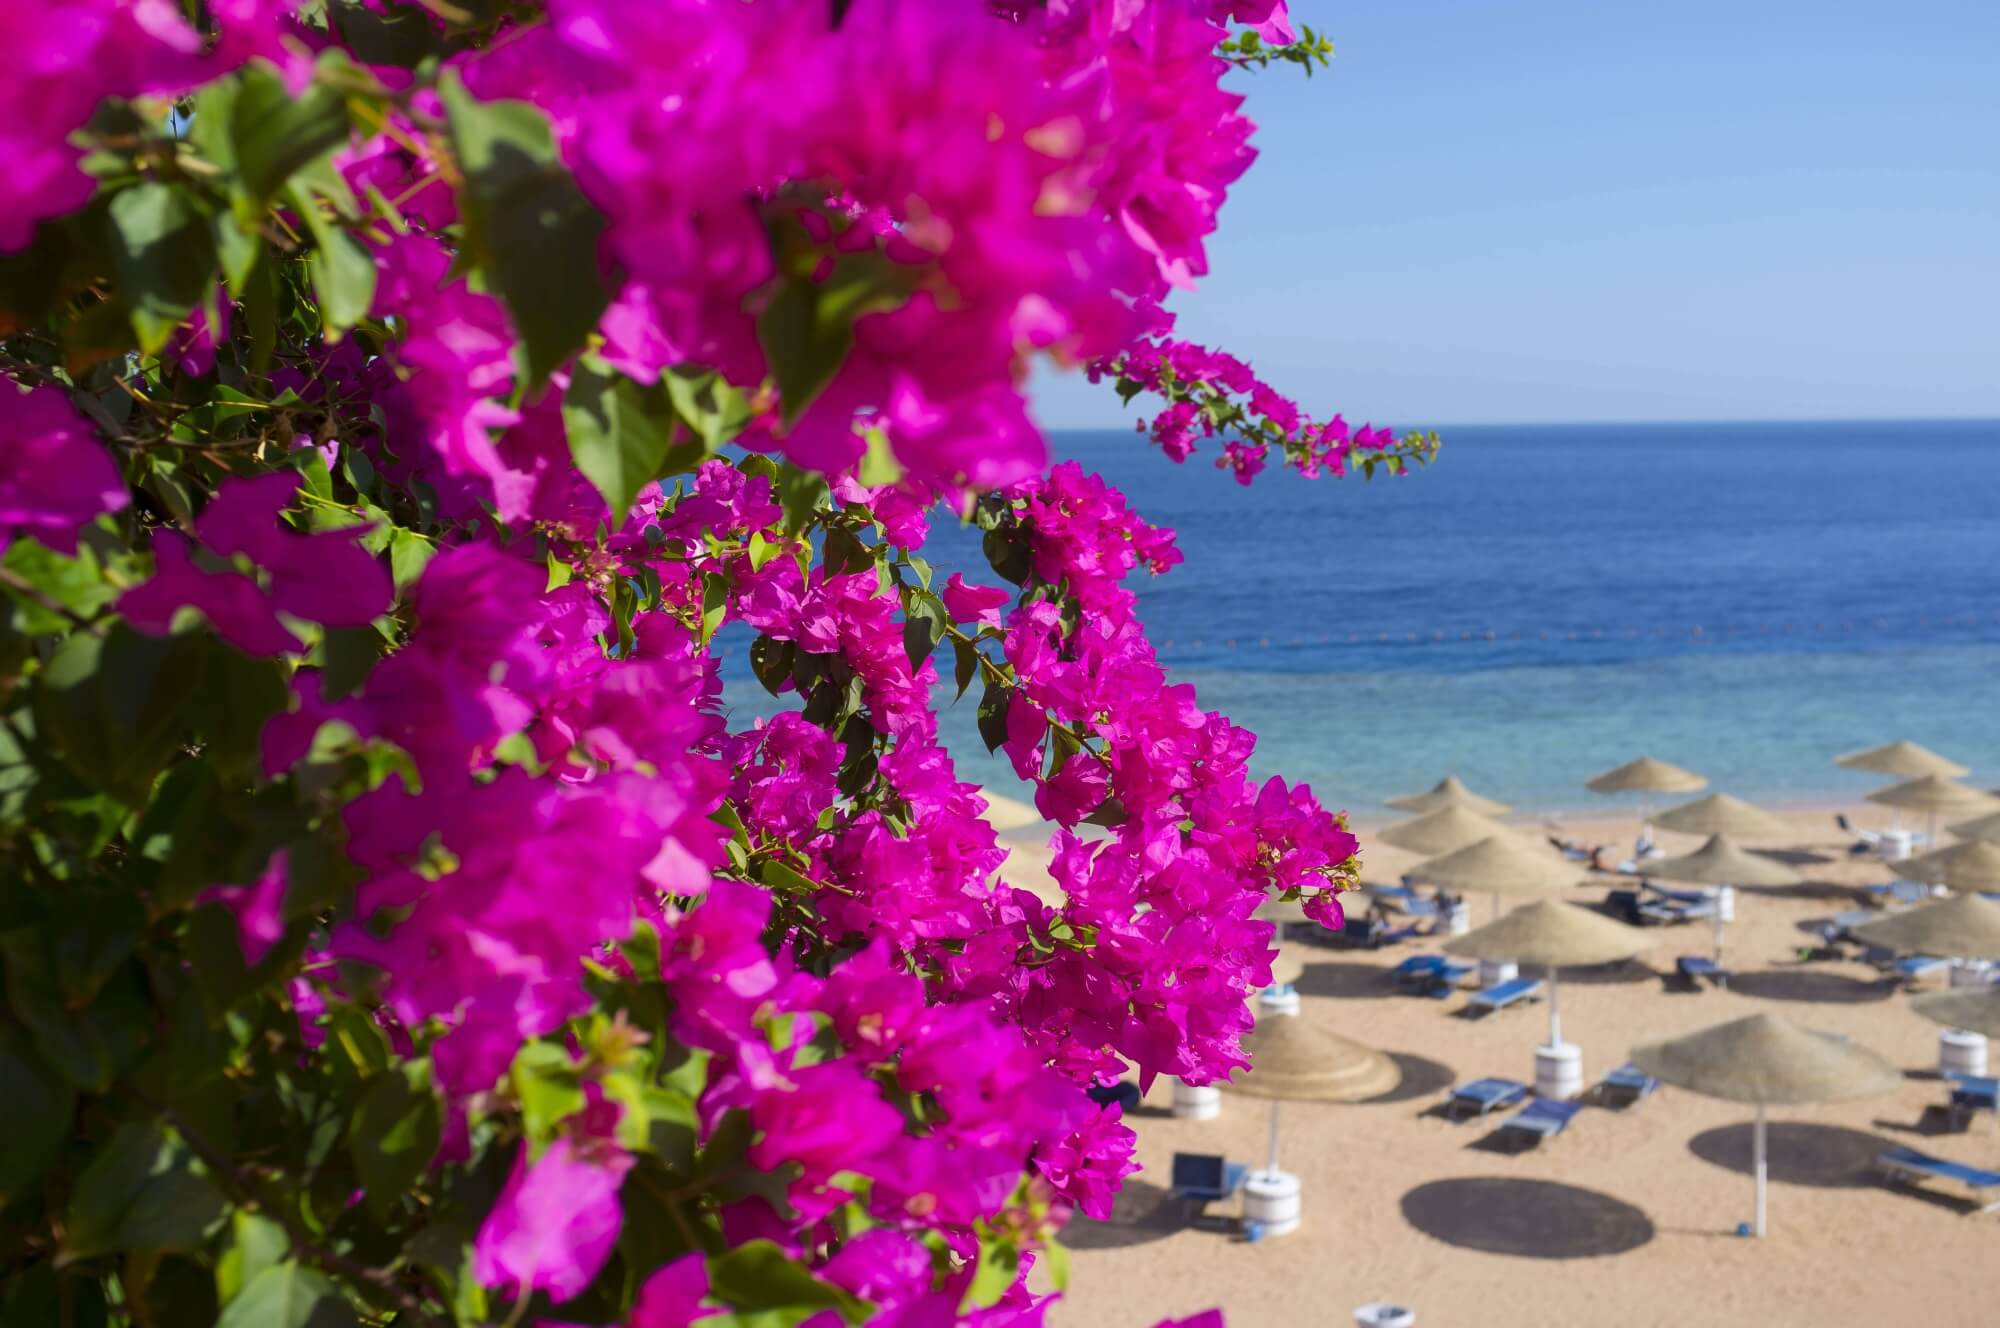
[1535,1040,1584,1101]
[1172,1079,1220,1119]
[1939,1028,1988,1078]
[1243,1169,1301,1238]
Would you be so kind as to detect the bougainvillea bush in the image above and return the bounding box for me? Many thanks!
[0,2,1437,1324]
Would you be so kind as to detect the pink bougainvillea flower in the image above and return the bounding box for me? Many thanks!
[628,1252,719,1328]
[198,850,289,965]
[0,378,128,556]
[193,471,392,627]
[472,1137,635,1304]
[118,530,303,656]
[121,473,391,655]
[940,573,1010,629]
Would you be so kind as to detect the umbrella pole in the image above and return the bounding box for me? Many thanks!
[1547,969,1562,1047]
[1754,1103,1768,1238]
[1264,1100,1282,1177]
[1713,899,1724,966]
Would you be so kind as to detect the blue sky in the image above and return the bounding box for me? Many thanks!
[1035,0,2000,427]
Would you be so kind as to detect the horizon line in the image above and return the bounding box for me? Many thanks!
[1044,413,2000,432]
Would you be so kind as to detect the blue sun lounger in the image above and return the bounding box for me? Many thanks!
[1895,955,1949,984]
[1675,955,1728,988]
[1877,1146,2000,1215]
[1639,883,1718,925]
[1495,1097,1585,1147]
[1865,880,1932,908]
[1948,1073,1998,1130]
[1446,1077,1529,1120]
[1463,976,1544,1016]
[1337,917,1425,949]
[1169,1153,1249,1213]
[1598,1063,1660,1107]
[1390,954,1474,997]
[1372,884,1441,919]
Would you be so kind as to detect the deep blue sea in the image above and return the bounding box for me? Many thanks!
[725,420,2000,819]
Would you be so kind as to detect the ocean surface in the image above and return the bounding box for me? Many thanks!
[723,420,2000,820]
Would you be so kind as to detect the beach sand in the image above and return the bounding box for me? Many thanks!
[1004,803,2000,1328]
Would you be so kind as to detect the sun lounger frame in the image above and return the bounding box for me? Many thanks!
[1877,1145,2000,1216]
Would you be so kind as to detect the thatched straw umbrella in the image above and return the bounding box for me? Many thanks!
[1406,834,1577,900]
[1901,839,2000,894]
[1866,776,2000,849]
[1849,894,2000,961]
[1383,774,1510,818]
[1912,989,2000,1039]
[1653,792,1794,842]
[1586,755,1707,833]
[1446,900,1651,1094]
[1376,804,1519,857]
[1645,833,1800,962]
[1223,1000,1400,1234]
[1835,740,1969,780]
[1630,1014,1900,1236]
[1947,811,2000,845]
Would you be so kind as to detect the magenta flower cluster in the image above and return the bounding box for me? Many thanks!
[0,2,1407,1324]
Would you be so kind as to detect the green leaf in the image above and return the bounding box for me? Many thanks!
[0,1027,75,1204]
[216,1263,359,1328]
[1042,1236,1071,1293]
[328,0,447,67]
[700,573,729,645]
[756,251,912,428]
[707,1240,871,1326]
[214,1213,287,1306]
[31,625,208,801]
[952,636,979,701]
[775,466,828,533]
[319,624,384,701]
[440,72,612,386]
[2,537,118,635]
[664,366,752,451]
[242,248,281,371]
[388,529,434,588]
[561,356,676,525]
[349,1068,440,1219]
[748,635,795,698]
[858,426,903,487]
[106,183,218,354]
[285,184,375,339]
[64,1122,227,1259]
[228,66,354,223]
[510,1042,585,1151]
[976,680,1010,754]
[189,638,290,776]
[46,886,146,1005]
[962,1236,1020,1311]
[2,937,152,1093]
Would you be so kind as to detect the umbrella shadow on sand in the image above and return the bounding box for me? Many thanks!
[1539,957,1658,987]
[1725,969,1896,1004]
[1356,1053,1456,1105]
[1688,1122,1894,1188]
[1060,1179,1186,1250]
[1291,961,1404,1002]
[1400,1178,1654,1258]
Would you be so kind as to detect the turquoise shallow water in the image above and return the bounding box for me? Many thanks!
[722,420,2000,818]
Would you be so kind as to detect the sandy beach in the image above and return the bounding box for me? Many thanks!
[1001,801,2000,1328]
